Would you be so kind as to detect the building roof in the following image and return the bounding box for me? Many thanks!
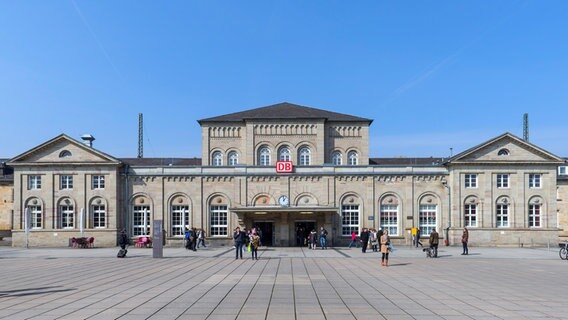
[369,157,446,166]
[120,158,202,166]
[197,102,373,124]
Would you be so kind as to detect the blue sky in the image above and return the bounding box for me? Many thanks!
[1,1,567,159]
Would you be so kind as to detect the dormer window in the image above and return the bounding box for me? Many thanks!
[497,148,510,156]
[59,150,72,158]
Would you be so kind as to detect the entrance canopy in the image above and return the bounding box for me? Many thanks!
[230,206,339,214]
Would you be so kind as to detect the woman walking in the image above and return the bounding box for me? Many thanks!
[380,229,390,267]
[250,231,260,260]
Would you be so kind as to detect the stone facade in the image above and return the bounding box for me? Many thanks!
[4,103,567,247]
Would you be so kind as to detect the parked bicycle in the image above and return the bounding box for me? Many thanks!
[560,240,568,260]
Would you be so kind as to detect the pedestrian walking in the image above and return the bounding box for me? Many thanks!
[370,229,378,252]
[348,231,358,248]
[416,228,423,247]
[197,229,206,248]
[461,227,469,255]
[309,229,318,250]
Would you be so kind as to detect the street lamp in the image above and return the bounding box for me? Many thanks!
[442,179,451,246]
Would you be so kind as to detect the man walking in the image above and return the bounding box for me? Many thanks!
[360,228,370,253]
[429,228,439,258]
[319,227,328,249]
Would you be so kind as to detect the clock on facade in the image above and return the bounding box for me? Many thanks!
[278,195,289,207]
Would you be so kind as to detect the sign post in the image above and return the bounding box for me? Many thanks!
[152,220,163,258]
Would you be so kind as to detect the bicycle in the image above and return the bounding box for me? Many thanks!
[560,240,568,260]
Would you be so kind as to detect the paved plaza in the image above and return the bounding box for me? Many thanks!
[0,244,567,320]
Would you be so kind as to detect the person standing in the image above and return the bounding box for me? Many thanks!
[233,227,245,259]
[250,231,260,260]
[319,227,328,249]
[380,229,390,267]
[461,227,469,255]
[190,227,197,251]
[360,228,370,253]
[370,229,378,252]
[429,228,439,258]
[184,227,193,250]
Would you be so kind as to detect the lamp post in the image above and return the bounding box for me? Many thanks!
[443,180,451,246]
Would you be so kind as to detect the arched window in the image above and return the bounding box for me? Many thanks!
[58,201,74,229]
[348,151,358,165]
[212,151,223,166]
[298,146,311,166]
[258,146,271,166]
[228,151,238,166]
[332,151,342,165]
[171,200,190,237]
[132,201,151,236]
[498,148,510,156]
[26,198,43,229]
[59,150,72,158]
[278,146,291,161]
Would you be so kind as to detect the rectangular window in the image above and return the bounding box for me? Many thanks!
[496,204,509,228]
[28,175,41,190]
[171,205,190,237]
[496,174,509,189]
[210,205,228,236]
[341,205,360,236]
[92,175,105,189]
[464,204,477,227]
[132,206,151,236]
[465,174,477,188]
[418,205,437,236]
[559,166,567,175]
[380,204,398,236]
[60,175,73,190]
[528,204,541,227]
[60,205,74,229]
[28,205,42,229]
[92,205,106,228]
[529,174,541,188]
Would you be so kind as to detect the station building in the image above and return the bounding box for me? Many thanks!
[5,103,568,247]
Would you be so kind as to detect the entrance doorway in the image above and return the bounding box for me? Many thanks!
[254,222,273,246]
[295,221,316,247]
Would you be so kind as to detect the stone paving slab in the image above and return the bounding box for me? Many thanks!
[0,245,566,319]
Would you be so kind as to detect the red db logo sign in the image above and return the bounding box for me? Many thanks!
[276,161,293,173]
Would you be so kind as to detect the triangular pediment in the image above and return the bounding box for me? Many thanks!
[7,134,121,166]
[449,132,564,164]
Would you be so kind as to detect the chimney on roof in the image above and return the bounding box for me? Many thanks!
[81,134,95,147]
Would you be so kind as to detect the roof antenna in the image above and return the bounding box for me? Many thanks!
[523,113,529,142]
[138,113,143,158]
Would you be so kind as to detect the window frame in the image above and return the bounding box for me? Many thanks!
[496,174,509,189]
[529,174,541,189]
[496,204,509,228]
[347,151,358,166]
[298,146,311,166]
[28,205,43,229]
[331,151,342,165]
[464,174,478,188]
[28,175,41,190]
[210,205,228,237]
[528,204,541,227]
[258,146,271,166]
[278,146,291,162]
[132,205,151,236]
[171,205,190,237]
[212,151,223,166]
[464,204,477,227]
[418,204,437,236]
[379,204,398,236]
[60,175,73,190]
[59,204,74,229]
[228,151,238,166]
[341,204,360,236]
[92,204,106,228]
[92,175,105,190]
